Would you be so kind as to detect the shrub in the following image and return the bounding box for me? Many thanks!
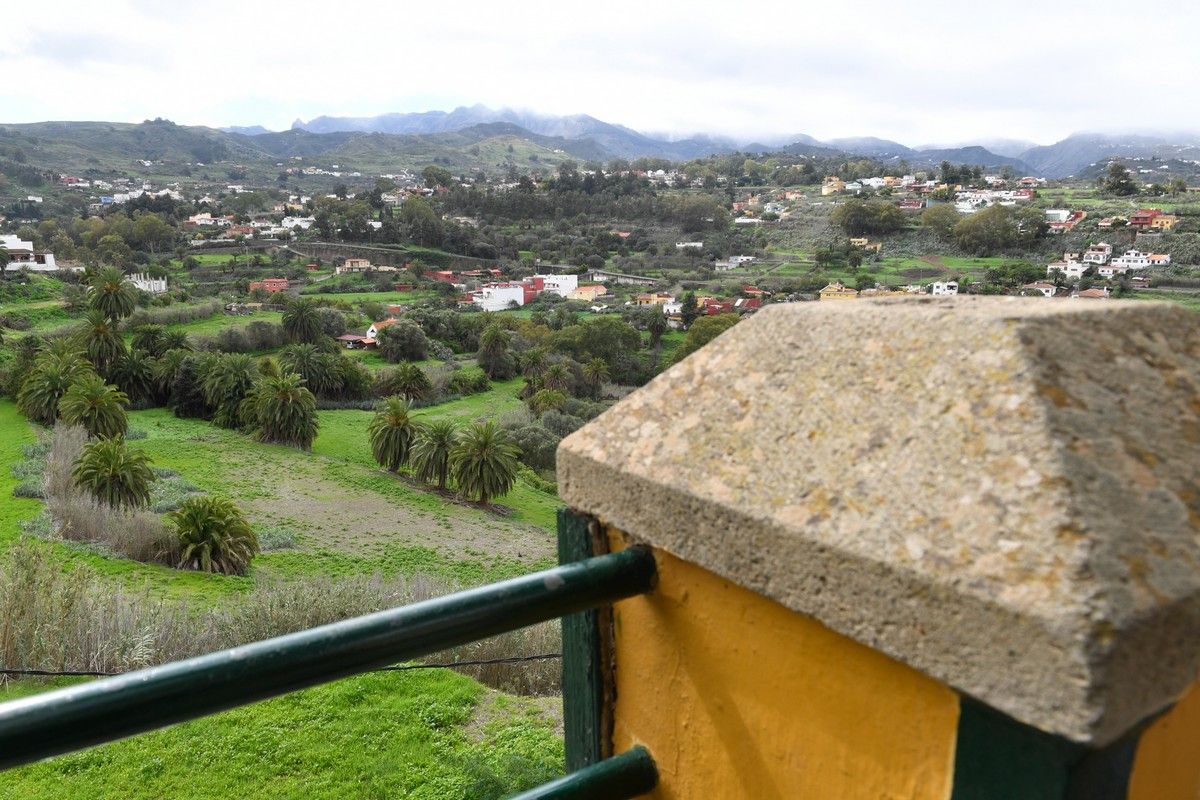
[0,542,559,694]
[447,366,490,396]
[379,318,429,363]
[169,495,259,576]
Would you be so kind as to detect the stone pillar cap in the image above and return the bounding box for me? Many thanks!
[558,297,1200,745]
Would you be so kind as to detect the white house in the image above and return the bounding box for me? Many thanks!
[675,241,704,250]
[1148,253,1172,267]
[1097,264,1130,279]
[930,281,959,296]
[1046,261,1086,280]
[715,255,756,271]
[281,216,315,230]
[128,273,167,294]
[1083,243,1112,265]
[662,299,683,315]
[1023,282,1057,298]
[1112,249,1150,271]
[1,234,60,272]
[534,273,578,297]
[472,283,526,312]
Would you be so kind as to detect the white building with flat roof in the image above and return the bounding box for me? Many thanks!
[930,281,959,296]
[534,273,578,297]
[1,234,61,272]
[472,283,526,312]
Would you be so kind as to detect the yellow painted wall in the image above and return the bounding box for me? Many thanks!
[607,532,960,800]
[1128,679,1200,799]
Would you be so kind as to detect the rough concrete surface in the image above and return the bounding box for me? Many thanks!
[557,297,1200,745]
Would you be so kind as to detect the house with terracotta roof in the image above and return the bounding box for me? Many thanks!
[819,282,858,300]
[569,284,608,302]
[249,278,289,294]
[366,318,398,339]
[1073,288,1110,299]
[1129,209,1162,230]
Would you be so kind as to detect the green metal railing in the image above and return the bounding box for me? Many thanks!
[0,546,657,797]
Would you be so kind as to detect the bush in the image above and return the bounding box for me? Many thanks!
[214,327,252,353]
[379,318,430,362]
[447,366,491,396]
[0,541,560,695]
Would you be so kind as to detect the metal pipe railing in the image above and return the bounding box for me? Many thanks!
[0,546,656,770]
[507,746,658,799]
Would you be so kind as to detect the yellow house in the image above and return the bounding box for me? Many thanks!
[821,177,845,196]
[632,292,673,306]
[850,237,883,252]
[568,284,608,302]
[819,281,858,300]
[1151,214,1179,230]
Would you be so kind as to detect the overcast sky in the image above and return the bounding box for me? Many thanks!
[6,0,1199,146]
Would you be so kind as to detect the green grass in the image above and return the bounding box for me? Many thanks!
[0,401,41,548]
[1133,289,1200,312]
[0,670,563,800]
[162,310,282,338]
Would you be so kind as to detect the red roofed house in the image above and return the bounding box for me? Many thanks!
[704,299,734,315]
[734,297,762,312]
[249,278,289,294]
[1129,209,1162,230]
[429,270,456,283]
[366,318,398,339]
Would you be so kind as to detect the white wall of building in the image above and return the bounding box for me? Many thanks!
[473,284,526,311]
[535,273,578,297]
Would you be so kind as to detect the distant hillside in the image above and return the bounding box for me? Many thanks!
[1019,133,1200,178]
[826,137,914,158]
[0,119,261,171]
[913,146,1034,174]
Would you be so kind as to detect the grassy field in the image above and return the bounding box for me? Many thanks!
[1133,288,1200,312]
[161,309,283,338]
[0,670,563,800]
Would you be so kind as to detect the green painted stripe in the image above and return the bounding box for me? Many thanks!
[951,697,1150,800]
[558,508,606,772]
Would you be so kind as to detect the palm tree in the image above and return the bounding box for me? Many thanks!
[59,375,129,438]
[368,396,418,472]
[384,362,432,401]
[75,309,127,377]
[130,324,167,357]
[248,372,319,449]
[72,436,155,509]
[161,330,192,351]
[17,350,95,426]
[449,420,521,506]
[169,495,259,576]
[151,348,189,400]
[280,343,336,396]
[476,323,515,380]
[528,388,568,415]
[202,353,259,429]
[410,419,458,490]
[542,363,572,393]
[110,349,156,406]
[90,266,138,322]
[582,358,609,398]
[520,346,548,379]
[282,298,324,344]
